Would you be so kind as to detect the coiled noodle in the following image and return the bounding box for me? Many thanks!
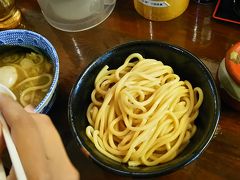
[86,53,203,166]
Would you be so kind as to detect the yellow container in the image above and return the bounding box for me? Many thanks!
[134,0,190,21]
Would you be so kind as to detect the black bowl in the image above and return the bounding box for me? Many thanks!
[68,40,221,177]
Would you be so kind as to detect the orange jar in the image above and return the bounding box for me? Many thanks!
[133,0,190,21]
[217,42,240,111]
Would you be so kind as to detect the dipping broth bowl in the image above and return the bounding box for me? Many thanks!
[68,40,221,177]
[0,29,59,113]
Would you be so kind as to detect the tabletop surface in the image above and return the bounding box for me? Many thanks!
[11,0,240,179]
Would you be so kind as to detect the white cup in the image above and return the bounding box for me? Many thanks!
[37,0,116,32]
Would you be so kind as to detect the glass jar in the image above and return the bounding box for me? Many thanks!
[133,0,190,21]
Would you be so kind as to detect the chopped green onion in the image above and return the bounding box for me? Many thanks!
[230,51,239,63]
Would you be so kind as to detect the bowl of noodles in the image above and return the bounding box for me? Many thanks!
[0,29,59,113]
[68,40,220,177]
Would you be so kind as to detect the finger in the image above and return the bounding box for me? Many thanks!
[24,105,35,113]
[0,94,50,179]
[0,94,29,128]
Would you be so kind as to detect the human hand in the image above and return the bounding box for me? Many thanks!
[0,94,80,180]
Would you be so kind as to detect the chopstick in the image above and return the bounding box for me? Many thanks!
[0,113,27,180]
[0,84,27,180]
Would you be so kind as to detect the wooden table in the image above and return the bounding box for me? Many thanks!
[13,0,240,179]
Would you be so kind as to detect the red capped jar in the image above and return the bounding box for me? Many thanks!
[217,42,240,111]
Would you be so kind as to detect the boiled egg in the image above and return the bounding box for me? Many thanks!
[0,66,18,88]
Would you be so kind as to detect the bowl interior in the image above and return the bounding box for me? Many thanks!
[0,29,59,113]
[68,41,220,176]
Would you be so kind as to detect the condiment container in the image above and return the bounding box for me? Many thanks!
[133,0,190,21]
[217,42,240,111]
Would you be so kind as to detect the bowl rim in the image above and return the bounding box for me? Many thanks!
[68,40,221,177]
[0,29,59,113]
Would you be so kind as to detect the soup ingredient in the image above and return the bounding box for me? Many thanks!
[86,53,204,166]
[0,49,53,107]
[20,58,35,69]
[0,66,17,88]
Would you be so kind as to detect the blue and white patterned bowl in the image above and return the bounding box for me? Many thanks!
[0,29,59,113]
